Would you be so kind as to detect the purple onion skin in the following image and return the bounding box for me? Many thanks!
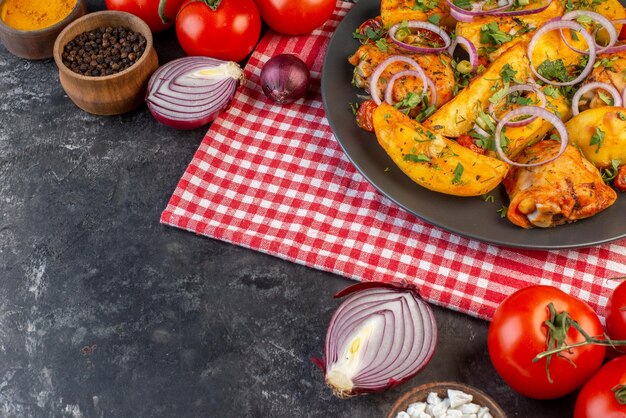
[260,54,311,104]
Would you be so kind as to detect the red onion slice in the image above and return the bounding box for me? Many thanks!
[384,70,436,106]
[494,106,569,167]
[472,122,491,138]
[450,7,475,22]
[488,84,547,127]
[488,0,552,16]
[571,81,623,115]
[528,20,596,86]
[146,57,243,130]
[388,21,451,54]
[319,283,437,398]
[369,56,428,105]
[559,10,617,54]
[447,36,479,72]
[447,0,550,17]
[602,19,626,53]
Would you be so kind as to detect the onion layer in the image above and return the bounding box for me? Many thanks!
[316,282,437,398]
[571,82,623,115]
[447,36,479,72]
[560,10,617,54]
[494,106,569,167]
[603,19,626,53]
[146,57,243,130]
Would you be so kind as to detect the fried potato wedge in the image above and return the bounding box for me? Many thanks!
[565,106,626,168]
[456,0,564,62]
[381,0,450,28]
[424,43,529,138]
[374,104,509,196]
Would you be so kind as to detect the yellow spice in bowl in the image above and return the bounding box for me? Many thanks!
[0,0,76,31]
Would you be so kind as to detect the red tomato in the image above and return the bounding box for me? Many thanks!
[254,0,336,36]
[574,356,626,418]
[488,285,606,399]
[457,134,486,155]
[355,100,377,132]
[105,0,185,32]
[619,24,626,41]
[176,0,261,62]
[606,279,626,342]
[614,166,626,192]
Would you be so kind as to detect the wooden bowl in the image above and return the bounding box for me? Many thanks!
[0,0,86,59]
[53,11,159,115]
[386,382,507,418]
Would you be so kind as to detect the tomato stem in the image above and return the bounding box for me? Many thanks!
[158,0,169,23]
[534,303,626,366]
[202,0,223,11]
[613,384,626,405]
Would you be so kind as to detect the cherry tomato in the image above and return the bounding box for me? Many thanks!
[355,100,377,132]
[488,285,605,400]
[254,0,336,36]
[574,356,626,418]
[457,134,486,155]
[105,0,185,32]
[176,0,261,62]
[619,23,626,41]
[606,279,626,342]
[614,165,626,192]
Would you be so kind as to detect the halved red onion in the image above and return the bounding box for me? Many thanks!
[388,21,451,53]
[603,19,626,53]
[369,56,428,105]
[571,81,623,115]
[384,70,436,106]
[528,19,596,86]
[488,84,547,127]
[146,57,243,130]
[315,282,437,398]
[447,36,479,72]
[494,106,568,167]
[559,10,617,54]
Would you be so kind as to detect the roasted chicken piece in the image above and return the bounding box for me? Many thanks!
[348,42,455,108]
[503,141,617,228]
[381,0,451,29]
[580,51,626,110]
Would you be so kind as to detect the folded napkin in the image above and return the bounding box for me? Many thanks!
[161,1,626,321]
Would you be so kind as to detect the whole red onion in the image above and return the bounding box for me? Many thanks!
[260,54,311,104]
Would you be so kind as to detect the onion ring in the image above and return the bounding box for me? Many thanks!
[384,70,436,105]
[388,21,451,54]
[571,81,622,115]
[528,20,596,86]
[369,56,428,105]
[494,106,569,167]
[559,10,617,54]
[488,84,547,127]
[447,36,479,72]
[603,19,626,53]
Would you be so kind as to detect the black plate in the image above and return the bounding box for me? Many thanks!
[321,0,626,250]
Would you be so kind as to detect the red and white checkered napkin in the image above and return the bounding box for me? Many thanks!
[161,1,626,321]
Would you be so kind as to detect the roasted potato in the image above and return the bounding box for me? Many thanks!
[500,85,573,159]
[373,104,509,196]
[424,43,530,138]
[565,106,626,168]
[456,0,564,62]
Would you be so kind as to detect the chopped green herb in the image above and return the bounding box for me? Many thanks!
[428,14,441,25]
[453,0,472,9]
[480,22,513,46]
[590,127,605,153]
[489,85,510,105]
[426,131,437,141]
[394,92,423,112]
[349,102,359,115]
[618,111,626,121]
[482,194,495,203]
[452,163,464,184]
[543,85,560,99]
[497,204,508,218]
[412,0,438,11]
[597,90,614,105]
[376,38,389,52]
[500,64,518,83]
[537,59,570,83]
[404,153,431,162]
[383,113,391,120]
[384,167,392,173]
[602,159,621,183]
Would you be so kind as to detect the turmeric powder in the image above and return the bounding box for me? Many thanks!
[0,0,77,31]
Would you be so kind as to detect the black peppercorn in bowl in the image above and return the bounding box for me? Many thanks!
[53,11,158,115]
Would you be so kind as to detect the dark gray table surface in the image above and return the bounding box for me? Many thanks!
[0,1,574,417]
